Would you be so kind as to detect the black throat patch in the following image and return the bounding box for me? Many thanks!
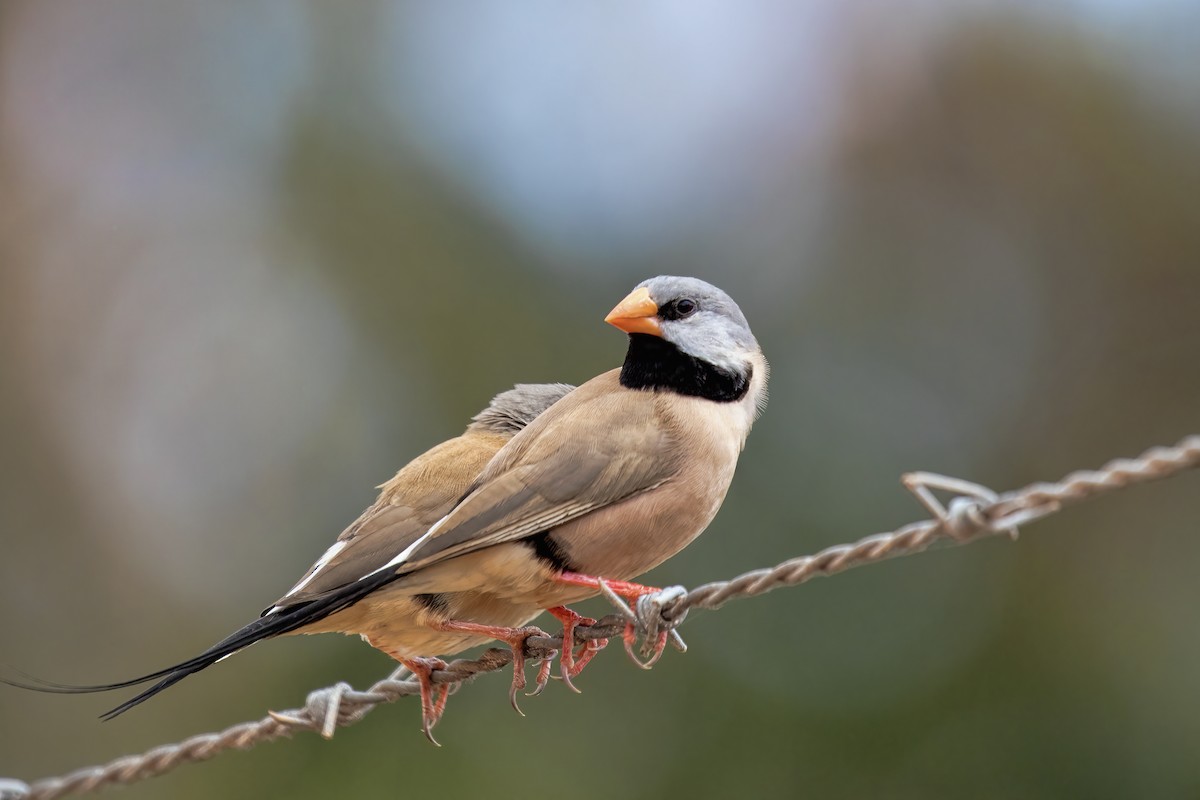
[619,334,750,403]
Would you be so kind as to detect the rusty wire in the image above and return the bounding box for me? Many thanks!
[2,434,1197,800]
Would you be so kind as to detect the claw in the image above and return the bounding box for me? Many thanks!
[526,652,556,697]
[499,626,542,717]
[397,656,449,745]
[573,635,608,674]
[545,606,609,692]
[622,627,669,669]
[557,571,677,671]
[434,620,549,718]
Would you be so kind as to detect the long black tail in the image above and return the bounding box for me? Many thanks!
[2,568,398,719]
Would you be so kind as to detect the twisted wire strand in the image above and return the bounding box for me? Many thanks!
[662,435,1200,617]
[3,434,1197,800]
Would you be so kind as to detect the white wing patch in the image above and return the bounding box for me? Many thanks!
[376,513,450,574]
[265,540,349,615]
[264,514,451,616]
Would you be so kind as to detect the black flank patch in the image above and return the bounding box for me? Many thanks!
[412,593,450,615]
[527,530,576,573]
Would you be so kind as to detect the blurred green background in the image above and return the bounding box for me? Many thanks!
[2,2,1199,798]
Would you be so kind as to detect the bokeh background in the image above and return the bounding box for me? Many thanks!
[2,2,1199,798]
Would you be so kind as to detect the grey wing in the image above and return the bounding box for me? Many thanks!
[399,390,681,573]
[267,436,497,610]
[269,502,431,609]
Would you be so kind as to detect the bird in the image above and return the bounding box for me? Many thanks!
[6,276,767,742]
[2,383,574,729]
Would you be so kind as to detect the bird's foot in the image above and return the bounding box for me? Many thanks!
[555,571,672,669]
[397,656,450,745]
[545,606,609,692]
[434,619,551,716]
[527,651,556,697]
[621,625,670,669]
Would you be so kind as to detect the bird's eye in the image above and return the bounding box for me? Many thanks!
[663,298,698,320]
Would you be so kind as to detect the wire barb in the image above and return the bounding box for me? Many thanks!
[595,580,688,662]
[0,780,32,800]
[634,586,689,655]
[3,434,1197,800]
[901,472,1019,541]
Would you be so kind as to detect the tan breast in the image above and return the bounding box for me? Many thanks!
[515,359,766,604]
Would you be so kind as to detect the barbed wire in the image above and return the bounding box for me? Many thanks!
[2,434,1197,800]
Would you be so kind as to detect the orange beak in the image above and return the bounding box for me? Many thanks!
[604,286,662,336]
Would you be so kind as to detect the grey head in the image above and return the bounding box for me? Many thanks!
[637,276,760,373]
[469,383,576,435]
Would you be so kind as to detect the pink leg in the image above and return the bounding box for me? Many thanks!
[554,571,671,669]
[545,606,610,692]
[396,656,450,745]
[433,619,550,715]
